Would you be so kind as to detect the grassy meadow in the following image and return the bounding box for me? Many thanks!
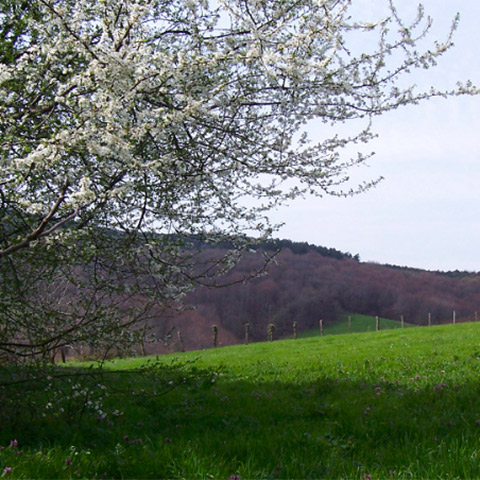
[298,314,414,338]
[2,322,480,478]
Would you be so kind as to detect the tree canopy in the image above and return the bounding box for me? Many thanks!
[0,0,475,361]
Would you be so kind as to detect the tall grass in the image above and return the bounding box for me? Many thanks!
[2,323,480,478]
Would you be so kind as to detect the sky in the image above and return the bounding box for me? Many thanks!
[269,0,480,272]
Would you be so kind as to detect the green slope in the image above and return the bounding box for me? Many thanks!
[4,323,480,479]
[298,313,413,337]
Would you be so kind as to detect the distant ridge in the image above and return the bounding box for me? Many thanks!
[145,237,480,354]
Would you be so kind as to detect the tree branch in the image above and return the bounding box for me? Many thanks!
[0,181,75,258]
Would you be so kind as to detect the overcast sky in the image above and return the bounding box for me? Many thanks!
[269,0,480,272]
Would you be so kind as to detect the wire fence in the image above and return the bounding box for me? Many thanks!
[179,310,479,351]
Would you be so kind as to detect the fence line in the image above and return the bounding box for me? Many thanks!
[196,310,478,349]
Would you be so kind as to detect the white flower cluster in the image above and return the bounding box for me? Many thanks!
[1,0,469,234]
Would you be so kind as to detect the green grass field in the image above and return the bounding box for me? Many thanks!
[298,313,413,338]
[2,322,480,478]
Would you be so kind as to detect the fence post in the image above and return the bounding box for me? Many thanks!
[244,323,250,345]
[376,316,379,331]
[319,319,324,336]
[177,330,185,352]
[428,313,431,327]
[476,311,478,322]
[453,310,456,325]
[348,315,352,333]
[401,315,404,328]
[268,323,275,342]
[212,325,218,348]
[293,321,298,340]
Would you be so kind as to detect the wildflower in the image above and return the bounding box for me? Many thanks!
[123,435,129,441]
[475,419,480,425]
[65,458,73,466]
[364,407,371,415]
[229,476,241,480]
[3,467,12,474]
[434,383,446,390]
[9,440,18,447]
[164,437,172,443]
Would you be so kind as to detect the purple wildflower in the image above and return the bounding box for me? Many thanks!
[3,467,12,474]
[9,440,18,448]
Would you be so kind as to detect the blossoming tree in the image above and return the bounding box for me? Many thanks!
[0,0,475,360]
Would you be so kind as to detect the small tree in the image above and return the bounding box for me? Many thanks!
[0,0,475,361]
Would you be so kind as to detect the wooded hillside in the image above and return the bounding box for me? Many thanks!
[147,240,480,353]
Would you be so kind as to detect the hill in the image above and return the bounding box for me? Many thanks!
[146,240,480,353]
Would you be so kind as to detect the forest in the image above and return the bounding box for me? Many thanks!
[147,239,480,353]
